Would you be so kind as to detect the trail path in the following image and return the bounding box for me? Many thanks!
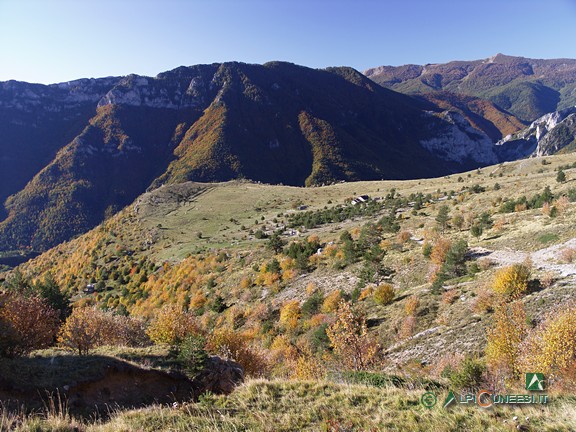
[470,238,576,278]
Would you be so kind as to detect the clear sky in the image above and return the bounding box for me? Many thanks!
[1,0,576,84]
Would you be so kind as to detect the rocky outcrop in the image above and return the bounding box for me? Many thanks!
[495,106,576,160]
[194,356,245,395]
[419,110,498,165]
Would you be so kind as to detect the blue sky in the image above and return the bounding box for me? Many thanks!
[1,0,576,84]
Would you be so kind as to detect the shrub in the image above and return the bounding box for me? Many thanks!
[539,271,555,289]
[0,294,60,356]
[447,357,486,391]
[491,264,531,299]
[396,230,412,244]
[422,242,433,258]
[559,248,576,263]
[471,288,495,313]
[373,284,395,306]
[441,289,459,305]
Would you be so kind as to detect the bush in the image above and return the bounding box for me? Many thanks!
[373,284,395,306]
[0,294,60,356]
[446,357,486,391]
[207,329,270,377]
[491,264,531,299]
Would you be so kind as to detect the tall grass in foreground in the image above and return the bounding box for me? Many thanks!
[2,379,576,431]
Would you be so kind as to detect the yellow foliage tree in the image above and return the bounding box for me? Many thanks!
[519,304,576,379]
[146,304,199,345]
[492,264,531,299]
[485,301,527,380]
[326,301,380,371]
[321,290,342,313]
[279,300,301,330]
[404,295,420,316]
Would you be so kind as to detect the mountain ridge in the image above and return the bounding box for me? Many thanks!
[1,61,516,252]
[4,57,576,253]
[364,54,576,122]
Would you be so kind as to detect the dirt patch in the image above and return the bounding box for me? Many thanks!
[471,237,576,278]
[0,354,243,416]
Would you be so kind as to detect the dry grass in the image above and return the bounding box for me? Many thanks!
[4,379,575,431]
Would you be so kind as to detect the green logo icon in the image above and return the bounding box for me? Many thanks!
[443,391,456,408]
[526,373,545,391]
[421,392,437,408]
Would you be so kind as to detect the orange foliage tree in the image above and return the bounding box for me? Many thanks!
[207,328,270,377]
[0,294,60,356]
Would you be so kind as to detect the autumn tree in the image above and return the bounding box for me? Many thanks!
[485,301,527,381]
[58,307,105,355]
[0,294,60,356]
[326,301,380,371]
[280,300,301,329]
[147,304,200,345]
[207,328,270,377]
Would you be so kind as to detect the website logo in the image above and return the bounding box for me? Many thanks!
[526,373,545,391]
[420,392,437,409]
